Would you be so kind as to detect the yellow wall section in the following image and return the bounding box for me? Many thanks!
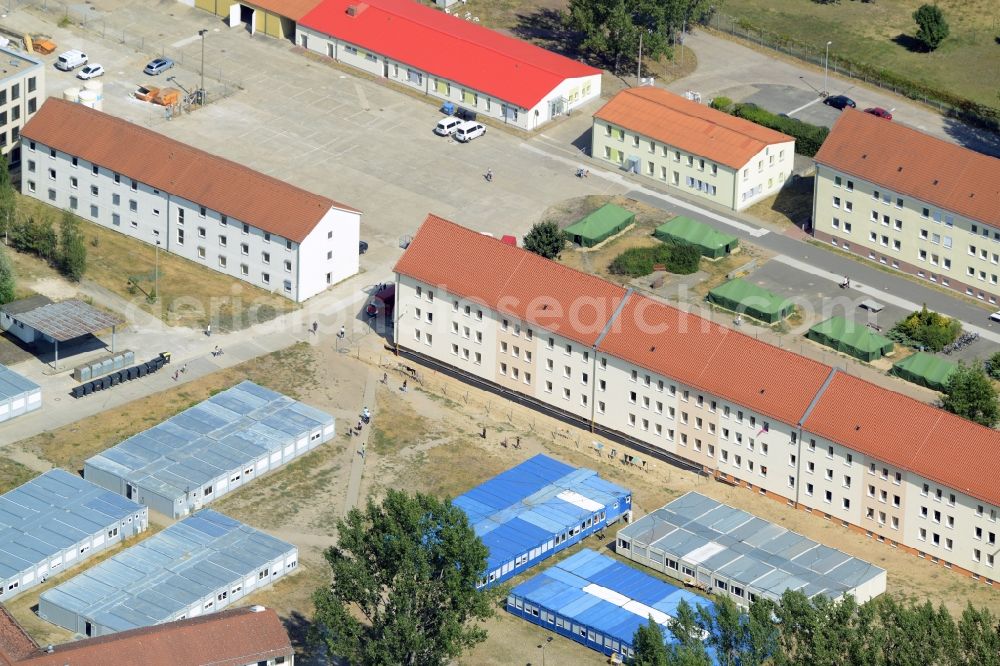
[195,0,219,13]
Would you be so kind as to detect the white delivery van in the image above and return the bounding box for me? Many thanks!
[55,50,88,71]
[434,116,463,136]
[453,121,486,143]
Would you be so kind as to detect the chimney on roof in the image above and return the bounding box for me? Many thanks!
[346,3,368,16]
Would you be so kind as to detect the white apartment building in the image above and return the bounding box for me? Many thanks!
[19,99,361,302]
[394,213,1000,587]
[814,108,1000,304]
[592,88,794,211]
[296,0,601,131]
[0,46,43,166]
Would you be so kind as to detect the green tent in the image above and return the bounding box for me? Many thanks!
[806,316,894,362]
[654,216,739,259]
[564,203,635,247]
[891,352,958,392]
[707,278,793,323]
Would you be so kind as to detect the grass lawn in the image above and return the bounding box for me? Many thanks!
[0,457,36,494]
[12,196,298,331]
[717,0,1000,109]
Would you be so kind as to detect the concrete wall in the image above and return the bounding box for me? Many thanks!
[591,118,793,211]
[20,139,359,302]
[813,163,1000,305]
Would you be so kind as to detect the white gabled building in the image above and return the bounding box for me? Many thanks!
[20,98,361,302]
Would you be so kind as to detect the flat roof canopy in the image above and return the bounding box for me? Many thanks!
[5,299,123,342]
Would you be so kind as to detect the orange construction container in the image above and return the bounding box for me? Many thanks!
[154,88,180,106]
[33,39,56,55]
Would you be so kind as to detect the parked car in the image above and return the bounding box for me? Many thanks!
[990,311,1000,323]
[359,240,369,255]
[76,64,104,80]
[143,57,175,76]
[434,116,463,136]
[365,284,395,319]
[453,121,486,143]
[824,95,856,110]
[55,50,88,71]
[864,107,893,120]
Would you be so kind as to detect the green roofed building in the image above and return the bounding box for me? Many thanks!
[806,316,894,362]
[564,203,635,247]
[891,352,958,392]
[654,216,738,258]
[707,278,793,323]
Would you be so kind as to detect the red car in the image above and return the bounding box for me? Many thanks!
[864,107,893,120]
[365,283,395,318]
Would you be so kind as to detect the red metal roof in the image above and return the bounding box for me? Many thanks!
[597,294,833,425]
[393,214,625,346]
[803,372,1000,506]
[21,99,360,243]
[245,0,322,21]
[299,0,600,110]
[814,109,1000,229]
[594,88,793,170]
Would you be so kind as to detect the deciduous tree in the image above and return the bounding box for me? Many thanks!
[58,210,87,281]
[913,4,949,51]
[942,362,999,427]
[0,245,15,304]
[523,220,565,260]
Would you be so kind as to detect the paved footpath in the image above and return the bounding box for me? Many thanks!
[343,366,378,514]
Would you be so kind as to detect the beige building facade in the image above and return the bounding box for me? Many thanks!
[394,214,1000,589]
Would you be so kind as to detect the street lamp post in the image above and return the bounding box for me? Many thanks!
[199,29,208,104]
[824,40,832,95]
[538,636,553,666]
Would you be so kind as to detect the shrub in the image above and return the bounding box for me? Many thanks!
[888,305,961,352]
[523,220,564,260]
[732,103,829,156]
[986,351,1000,381]
[710,96,733,112]
[609,240,701,277]
[914,4,949,52]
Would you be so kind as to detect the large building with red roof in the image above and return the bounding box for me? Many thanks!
[297,0,602,130]
[813,108,1000,304]
[592,88,795,211]
[393,213,1000,587]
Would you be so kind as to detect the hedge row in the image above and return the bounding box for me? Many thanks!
[608,240,701,277]
[731,104,829,157]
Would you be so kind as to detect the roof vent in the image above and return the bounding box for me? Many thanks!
[933,179,939,185]
[649,346,656,352]
[45,645,54,654]
[855,425,861,431]
[861,154,867,159]
[759,388,765,394]
[249,605,266,613]
[970,192,975,198]
[897,166,903,172]
[346,3,368,16]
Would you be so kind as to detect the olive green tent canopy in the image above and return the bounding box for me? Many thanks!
[890,352,958,392]
[563,203,635,247]
[707,278,793,323]
[806,316,894,362]
[654,216,738,259]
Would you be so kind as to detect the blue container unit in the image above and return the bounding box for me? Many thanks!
[506,549,716,661]
[454,454,632,589]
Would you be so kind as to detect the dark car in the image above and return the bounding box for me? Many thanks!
[864,107,893,120]
[824,95,856,110]
[359,240,368,254]
[366,284,395,319]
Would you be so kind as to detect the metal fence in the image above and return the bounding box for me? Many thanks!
[22,0,242,114]
[706,12,958,117]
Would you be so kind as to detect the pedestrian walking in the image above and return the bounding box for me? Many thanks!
[312,321,318,334]
[181,364,187,374]
[338,325,346,339]
[173,371,179,381]
[402,379,408,392]
[206,323,212,337]
[382,372,388,384]
[485,168,493,182]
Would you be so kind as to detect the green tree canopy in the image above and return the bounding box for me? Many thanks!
[311,490,501,666]
[0,244,15,305]
[523,220,565,260]
[59,210,87,282]
[0,154,15,238]
[942,362,999,427]
[633,615,669,666]
[888,304,961,352]
[913,4,949,51]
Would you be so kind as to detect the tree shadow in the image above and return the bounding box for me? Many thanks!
[941,115,1000,158]
[892,33,927,53]
[511,8,586,61]
[283,611,344,666]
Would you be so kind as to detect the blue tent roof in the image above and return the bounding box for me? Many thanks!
[455,455,631,573]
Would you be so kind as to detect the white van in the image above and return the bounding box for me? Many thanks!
[434,116,463,136]
[55,50,88,71]
[453,121,486,143]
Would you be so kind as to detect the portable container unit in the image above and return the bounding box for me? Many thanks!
[0,470,147,602]
[453,454,632,589]
[38,509,298,637]
[0,363,41,422]
[506,549,715,661]
[617,492,887,606]
[83,381,335,518]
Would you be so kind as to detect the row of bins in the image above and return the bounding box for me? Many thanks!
[70,352,170,399]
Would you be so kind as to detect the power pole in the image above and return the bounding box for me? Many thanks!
[199,29,208,104]
[636,30,643,86]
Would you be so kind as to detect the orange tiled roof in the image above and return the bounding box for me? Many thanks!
[814,109,1000,229]
[21,99,360,243]
[0,609,39,666]
[593,87,794,170]
[395,214,1000,508]
[393,215,626,346]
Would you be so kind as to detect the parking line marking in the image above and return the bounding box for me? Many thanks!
[786,96,824,117]
[354,83,370,111]
[170,34,202,49]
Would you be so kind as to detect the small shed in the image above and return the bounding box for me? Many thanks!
[563,203,635,247]
[891,352,958,392]
[0,297,123,369]
[806,316,894,361]
[707,279,793,323]
[654,216,738,258]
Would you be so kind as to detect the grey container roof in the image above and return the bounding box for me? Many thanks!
[0,363,40,402]
[0,470,145,582]
[84,381,334,500]
[39,509,295,633]
[619,492,885,601]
